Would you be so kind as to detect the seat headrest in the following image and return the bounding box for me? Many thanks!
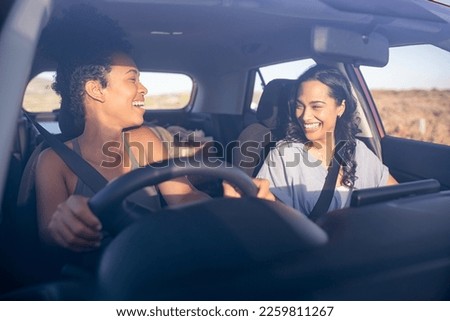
[256,78,294,129]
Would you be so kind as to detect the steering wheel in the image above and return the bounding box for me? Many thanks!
[88,158,258,235]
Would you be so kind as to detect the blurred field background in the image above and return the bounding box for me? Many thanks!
[23,77,450,145]
[371,89,450,145]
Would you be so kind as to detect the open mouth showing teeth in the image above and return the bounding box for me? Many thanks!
[304,122,320,130]
[132,101,145,107]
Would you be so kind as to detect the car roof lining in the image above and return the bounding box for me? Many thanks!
[34,0,450,75]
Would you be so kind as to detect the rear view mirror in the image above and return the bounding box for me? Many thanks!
[312,26,389,67]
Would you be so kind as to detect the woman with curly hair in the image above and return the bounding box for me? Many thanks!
[255,64,397,216]
[34,5,213,253]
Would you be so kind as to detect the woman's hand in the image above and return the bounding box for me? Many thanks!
[46,195,103,252]
[223,178,276,201]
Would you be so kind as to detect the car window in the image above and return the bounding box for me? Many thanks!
[22,71,194,112]
[360,45,450,146]
[251,59,315,110]
[141,72,193,110]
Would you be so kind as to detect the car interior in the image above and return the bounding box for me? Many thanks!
[0,0,450,300]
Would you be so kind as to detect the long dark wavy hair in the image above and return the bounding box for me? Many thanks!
[40,4,132,139]
[279,64,361,188]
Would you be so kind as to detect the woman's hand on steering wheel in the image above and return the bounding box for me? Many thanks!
[47,195,103,252]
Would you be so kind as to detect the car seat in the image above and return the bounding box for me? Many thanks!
[232,78,294,177]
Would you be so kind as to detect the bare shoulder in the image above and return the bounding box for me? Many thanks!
[126,126,167,163]
[126,126,162,144]
[36,143,74,182]
[37,147,64,170]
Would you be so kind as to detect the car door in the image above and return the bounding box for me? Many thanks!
[356,44,450,189]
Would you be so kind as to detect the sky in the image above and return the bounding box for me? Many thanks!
[259,44,450,91]
[361,45,450,90]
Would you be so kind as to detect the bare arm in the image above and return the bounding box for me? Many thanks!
[127,127,210,206]
[158,177,211,206]
[35,149,102,252]
[223,178,276,201]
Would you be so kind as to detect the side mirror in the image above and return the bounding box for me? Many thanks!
[311,26,389,67]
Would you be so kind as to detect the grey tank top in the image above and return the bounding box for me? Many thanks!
[72,138,161,212]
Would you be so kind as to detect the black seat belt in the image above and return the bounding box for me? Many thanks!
[25,113,108,193]
[309,155,340,222]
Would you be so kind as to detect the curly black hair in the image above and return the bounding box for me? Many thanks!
[278,64,361,188]
[40,4,132,138]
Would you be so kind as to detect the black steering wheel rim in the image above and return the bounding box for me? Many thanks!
[88,157,258,235]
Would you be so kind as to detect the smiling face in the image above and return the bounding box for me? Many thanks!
[295,80,345,147]
[100,52,148,129]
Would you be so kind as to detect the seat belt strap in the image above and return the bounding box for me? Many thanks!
[309,155,340,221]
[25,113,108,193]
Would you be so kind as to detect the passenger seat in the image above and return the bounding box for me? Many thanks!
[233,79,294,177]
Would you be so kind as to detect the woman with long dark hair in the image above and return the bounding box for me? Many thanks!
[256,64,397,216]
